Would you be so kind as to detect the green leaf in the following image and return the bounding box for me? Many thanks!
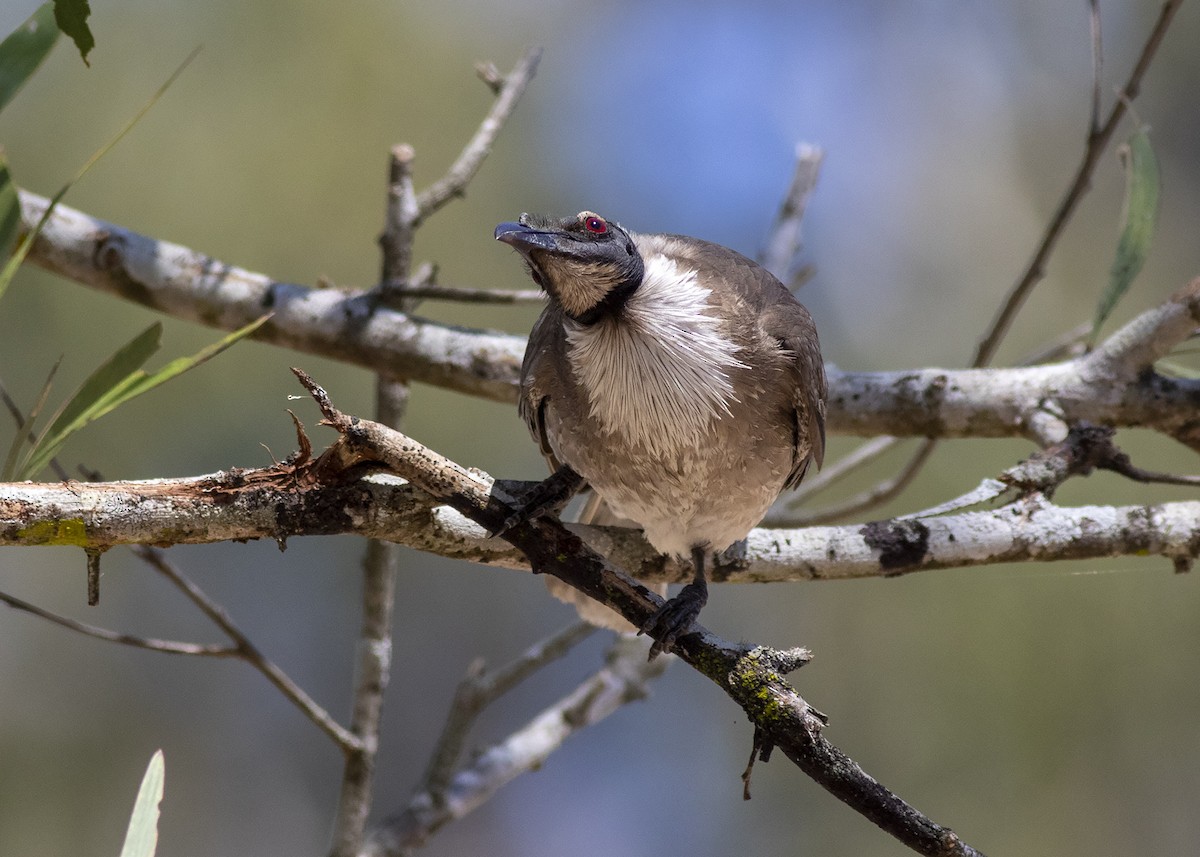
[17,314,271,479]
[1155,359,1200,380]
[15,322,161,480]
[52,0,93,66]
[118,750,164,857]
[1091,127,1160,345]
[0,148,18,261]
[82,314,272,422]
[0,3,59,115]
[0,46,200,305]
[1,357,60,480]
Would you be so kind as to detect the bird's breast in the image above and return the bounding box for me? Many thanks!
[545,254,797,554]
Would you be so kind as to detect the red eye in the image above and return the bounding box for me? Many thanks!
[584,215,607,234]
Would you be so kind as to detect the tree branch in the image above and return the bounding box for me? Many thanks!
[16,189,526,403]
[971,0,1184,367]
[134,545,361,750]
[16,191,1200,445]
[415,47,542,220]
[1,443,1197,584]
[365,634,667,857]
[418,621,595,811]
[758,141,823,284]
[0,587,235,655]
[292,370,984,857]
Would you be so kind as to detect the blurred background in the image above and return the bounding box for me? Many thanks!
[1,1,1199,855]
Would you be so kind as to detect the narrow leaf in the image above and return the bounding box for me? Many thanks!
[1,357,60,480]
[82,314,272,422]
[1091,128,1160,344]
[16,323,162,480]
[0,148,18,261]
[1155,359,1200,380]
[0,46,200,304]
[51,0,93,66]
[0,3,59,115]
[118,750,164,857]
[17,315,270,479]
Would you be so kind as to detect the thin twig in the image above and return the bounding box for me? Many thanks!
[785,438,938,526]
[376,144,419,304]
[758,142,824,284]
[0,377,70,481]
[972,0,1183,368]
[0,587,235,655]
[780,435,900,511]
[365,635,668,857]
[1088,0,1103,137]
[370,283,544,304]
[416,47,542,220]
[421,621,596,803]
[134,546,361,751]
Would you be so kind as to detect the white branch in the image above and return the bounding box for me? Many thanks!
[365,634,666,856]
[17,190,523,402]
[2,467,1195,581]
[18,192,1200,447]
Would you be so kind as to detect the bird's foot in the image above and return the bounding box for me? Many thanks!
[640,580,708,660]
[492,465,584,539]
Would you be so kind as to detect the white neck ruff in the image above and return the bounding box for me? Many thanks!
[564,254,745,458]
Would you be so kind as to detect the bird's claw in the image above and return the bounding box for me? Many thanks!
[640,581,707,659]
[489,466,584,540]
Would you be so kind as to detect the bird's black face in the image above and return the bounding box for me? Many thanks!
[495,211,644,323]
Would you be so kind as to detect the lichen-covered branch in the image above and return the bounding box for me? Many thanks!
[293,371,984,857]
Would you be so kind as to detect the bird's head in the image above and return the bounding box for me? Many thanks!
[495,211,644,324]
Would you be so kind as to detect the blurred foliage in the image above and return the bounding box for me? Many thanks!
[51,0,93,66]
[6,316,269,480]
[1091,127,1160,345]
[0,4,57,115]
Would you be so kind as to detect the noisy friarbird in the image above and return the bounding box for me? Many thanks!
[496,211,826,657]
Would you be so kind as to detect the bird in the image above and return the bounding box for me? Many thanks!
[496,210,826,657]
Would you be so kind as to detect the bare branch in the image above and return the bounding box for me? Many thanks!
[1083,277,1200,380]
[297,378,983,857]
[18,190,1200,445]
[1,448,1197,585]
[332,142,423,855]
[17,189,525,403]
[0,587,235,655]
[758,142,824,283]
[779,435,902,510]
[416,47,543,220]
[366,635,668,857]
[420,621,595,804]
[972,0,1184,367]
[134,546,361,752]
[780,438,937,526]
[376,144,420,304]
[368,282,544,304]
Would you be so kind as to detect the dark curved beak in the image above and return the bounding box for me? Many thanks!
[495,221,559,253]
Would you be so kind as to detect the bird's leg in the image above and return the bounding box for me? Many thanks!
[493,465,585,538]
[641,545,709,659]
